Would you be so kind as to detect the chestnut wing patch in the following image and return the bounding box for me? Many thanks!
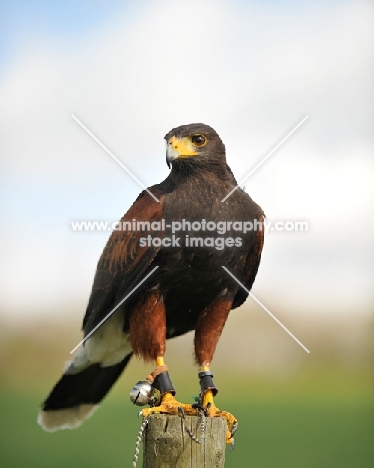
[83,190,165,335]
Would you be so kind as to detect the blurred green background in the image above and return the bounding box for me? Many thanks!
[1,310,373,467]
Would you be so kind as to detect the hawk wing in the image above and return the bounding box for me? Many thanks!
[83,189,165,335]
[232,214,265,309]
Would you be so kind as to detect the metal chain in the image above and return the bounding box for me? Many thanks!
[180,410,207,468]
[180,409,206,445]
[132,417,148,468]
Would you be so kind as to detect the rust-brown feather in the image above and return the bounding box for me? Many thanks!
[83,190,165,336]
[129,292,166,362]
[194,299,233,366]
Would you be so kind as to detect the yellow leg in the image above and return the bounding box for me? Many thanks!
[200,365,238,446]
[141,358,198,418]
[156,356,164,367]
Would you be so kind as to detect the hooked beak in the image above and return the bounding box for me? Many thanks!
[166,142,179,168]
[165,136,198,169]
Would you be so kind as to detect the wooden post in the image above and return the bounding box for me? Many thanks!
[142,414,226,468]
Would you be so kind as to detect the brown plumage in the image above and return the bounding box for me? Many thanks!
[38,123,264,433]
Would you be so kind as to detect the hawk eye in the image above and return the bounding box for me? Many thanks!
[191,134,207,147]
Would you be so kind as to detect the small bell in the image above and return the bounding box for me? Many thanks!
[130,380,153,406]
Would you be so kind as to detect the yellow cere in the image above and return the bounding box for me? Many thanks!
[169,136,198,157]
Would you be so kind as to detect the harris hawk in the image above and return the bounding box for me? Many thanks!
[38,123,264,445]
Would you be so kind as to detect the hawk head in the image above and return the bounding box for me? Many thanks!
[165,123,226,169]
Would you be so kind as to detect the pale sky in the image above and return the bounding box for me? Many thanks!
[1,0,373,325]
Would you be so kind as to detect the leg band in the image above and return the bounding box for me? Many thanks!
[152,370,176,396]
[198,370,218,396]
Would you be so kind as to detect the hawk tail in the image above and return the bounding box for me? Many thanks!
[37,353,132,432]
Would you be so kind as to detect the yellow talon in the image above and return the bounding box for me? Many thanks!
[202,389,238,445]
[141,392,199,418]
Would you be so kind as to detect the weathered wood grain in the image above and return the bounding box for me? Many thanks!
[142,414,226,467]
